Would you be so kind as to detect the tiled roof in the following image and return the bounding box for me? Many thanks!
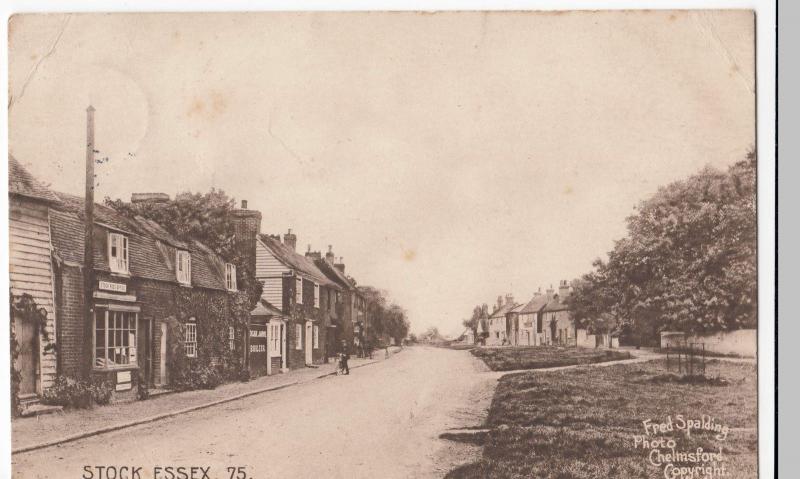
[49,192,227,291]
[509,303,526,314]
[520,295,550,314]
[257,234,339,288]
[314,259,356,291]
[251,299,285,317]
[489,302,517,319]
[543,299,570,312]
[8,155,60,203]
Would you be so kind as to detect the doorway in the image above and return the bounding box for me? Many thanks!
[13,314,38,396]
[305,322,313,365]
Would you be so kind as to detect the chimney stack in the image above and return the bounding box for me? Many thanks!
[334,256,346,273]
[558,280,570,302]
[546,285,555,300]
[505,293,514,305]
[230,199,262,274]
[325,245,335,264]
[533,287,542,297]
[131,192,170,204]
[497,295,504,310]
[283,229,297,252]
[305,245,322,260]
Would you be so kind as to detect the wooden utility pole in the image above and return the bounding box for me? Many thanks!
[83,105,95,378]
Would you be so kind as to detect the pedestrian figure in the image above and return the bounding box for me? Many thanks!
[338,340,350,375]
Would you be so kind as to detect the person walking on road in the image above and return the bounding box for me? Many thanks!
[339,340,350,375]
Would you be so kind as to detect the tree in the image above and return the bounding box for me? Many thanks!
[105,189,263,308]
[568,151,756,342]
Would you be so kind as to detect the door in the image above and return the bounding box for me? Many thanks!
[305,322,313,364]
[13,315,38,396]
[158,322,167,386]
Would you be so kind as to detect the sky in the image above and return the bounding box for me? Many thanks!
[8,11,755,337]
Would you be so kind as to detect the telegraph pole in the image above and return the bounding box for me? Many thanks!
[83,105,95,378]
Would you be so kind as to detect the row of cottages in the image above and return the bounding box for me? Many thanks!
[10,157,370,404]
[10,156,245,402]
[233,201,369,374]
[481,281,577,347]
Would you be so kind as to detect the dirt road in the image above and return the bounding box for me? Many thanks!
[12,347,496,479]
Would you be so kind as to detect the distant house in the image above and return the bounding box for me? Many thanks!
[516,291,549,346]
[9,155,60,400]
[543,281,574,346]
[313,247,368,355]
[505,303,525,346]
[486,295,517,346]
[255,231,342,368]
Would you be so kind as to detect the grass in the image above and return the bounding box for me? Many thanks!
[471,346,631,371]
[446,359,757,478]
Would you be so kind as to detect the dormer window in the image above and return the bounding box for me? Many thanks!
[176,250,192,285]
[225,263,237,291]
[108,232,129,274]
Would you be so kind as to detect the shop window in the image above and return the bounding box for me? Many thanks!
[94,309,137,369]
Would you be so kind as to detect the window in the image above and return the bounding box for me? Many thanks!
[185,321,197,357]
[94,309,137,369]
[176,250,192,285]
[313,283,320,308]
[270,323,281,355]
[229,326,235,351]
[295,324,303,349]
[295,277,303,304]
[108,232,129,274]
[225,263,237,291]
[313,325,319,349]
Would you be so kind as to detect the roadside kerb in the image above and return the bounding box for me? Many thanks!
[12,354,395,455]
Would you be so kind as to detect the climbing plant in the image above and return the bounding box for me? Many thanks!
[9,292,53,416]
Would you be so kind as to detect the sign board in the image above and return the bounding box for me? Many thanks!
[248,324,269,377]
[115,382,132,391]
[117,371,131,383]
[99,281,127,293]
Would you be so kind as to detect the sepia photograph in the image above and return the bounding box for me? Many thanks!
[5,8,768,479]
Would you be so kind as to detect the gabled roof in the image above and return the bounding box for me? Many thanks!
[50,192,227,291]
[489,301,517,319]
[509,303,525,314]
[543,298,570,312]
[8,155,60,203]
[251,299,285,317]
[257,234,339,288]
[315,258,357,292]
[520,295,550,314]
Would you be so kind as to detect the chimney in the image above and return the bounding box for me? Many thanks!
[231,199,262,273]
[558,280,570,302]
[497,295,504,310]
[305,245,322,261]
[334,256,346,273]
[131,192,170,204]
[283,229,297,252]
[325,245,335,264]
[505,293,514,306]
[533,287,542,297]
[546,285,555,300]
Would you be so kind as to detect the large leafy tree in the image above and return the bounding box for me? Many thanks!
[569,151,756,340]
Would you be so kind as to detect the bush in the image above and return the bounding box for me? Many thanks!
[41,376,94,409]
[189,364,222,389]
[91,380,114,405]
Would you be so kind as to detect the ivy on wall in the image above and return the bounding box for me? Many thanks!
[164,288,253,391]
[9,292,53,416]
